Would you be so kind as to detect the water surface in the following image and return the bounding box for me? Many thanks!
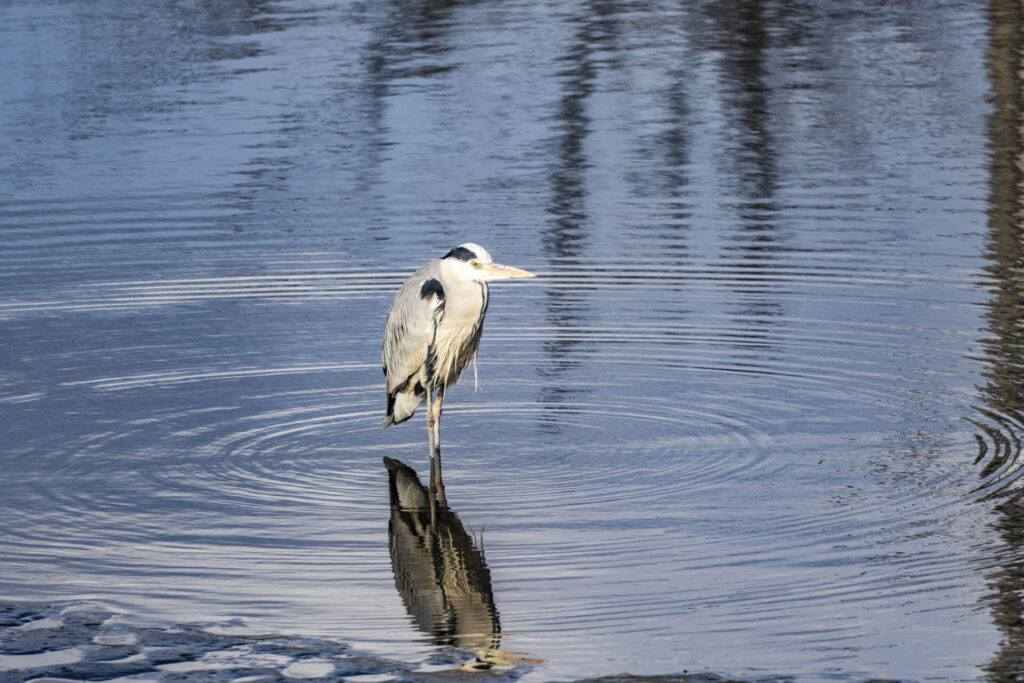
[2,0,1024,680]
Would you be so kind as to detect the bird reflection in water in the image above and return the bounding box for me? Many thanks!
[384,456,539,671]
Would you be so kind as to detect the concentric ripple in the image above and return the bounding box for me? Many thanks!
[0,242,1003,679]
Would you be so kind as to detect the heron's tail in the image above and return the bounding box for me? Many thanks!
[383,384,424,429]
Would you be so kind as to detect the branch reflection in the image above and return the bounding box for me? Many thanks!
[383,457,538,671]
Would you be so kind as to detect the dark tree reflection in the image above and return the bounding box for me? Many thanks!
[537,2,620,429]
[981,0,1024,677]
[703,0,787,349]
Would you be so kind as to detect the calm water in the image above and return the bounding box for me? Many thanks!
[3,0,1024,680]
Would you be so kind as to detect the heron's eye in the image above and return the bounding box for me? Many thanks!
[471,260,480,269]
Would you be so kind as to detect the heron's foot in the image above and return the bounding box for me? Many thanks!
[430,475,448,508]
[429,449,446,507]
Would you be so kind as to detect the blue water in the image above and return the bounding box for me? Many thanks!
[2,0,1024,680]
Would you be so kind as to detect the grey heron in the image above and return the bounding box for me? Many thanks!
[382,244,535,493]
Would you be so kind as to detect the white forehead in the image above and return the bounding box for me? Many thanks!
[459,243,492,262]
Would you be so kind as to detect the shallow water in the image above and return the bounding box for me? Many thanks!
[3,0,1024,680]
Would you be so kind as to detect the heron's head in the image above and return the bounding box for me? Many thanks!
[440,243,535,283]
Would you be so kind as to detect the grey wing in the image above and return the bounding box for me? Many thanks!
[382,261,444,396]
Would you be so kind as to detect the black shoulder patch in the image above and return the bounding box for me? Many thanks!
[443,246,476,261]
[420,278,445,300]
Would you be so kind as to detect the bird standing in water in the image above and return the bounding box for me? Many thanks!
[382,244,535,496]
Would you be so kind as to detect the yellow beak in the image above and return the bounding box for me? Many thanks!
[484,263,536,279]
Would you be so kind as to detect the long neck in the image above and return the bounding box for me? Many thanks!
[444,278,487,323]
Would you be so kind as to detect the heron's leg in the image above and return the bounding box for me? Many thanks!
[425,387,436,460]
[432,386,446,506]
[425,386,441,510]
[432,386,444,455]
